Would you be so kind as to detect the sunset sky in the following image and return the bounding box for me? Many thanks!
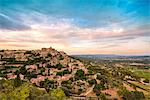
[0,0,150,55]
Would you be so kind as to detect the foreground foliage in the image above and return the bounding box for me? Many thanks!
[0,79,67,100]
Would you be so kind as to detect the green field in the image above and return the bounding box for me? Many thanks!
[133,70,150,80]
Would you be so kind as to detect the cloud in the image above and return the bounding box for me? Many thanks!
[0,0,149,54]
[0,13,31,30]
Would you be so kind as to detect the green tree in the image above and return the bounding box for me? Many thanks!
[0,79,14,93]
[56,64,64,70]
[99,93,107,100]
[10,83,30,100]
[0,92,7,100]
[88,79,97,85]
[20,66,27,75]
[13,74,22,87]
[40,78,54,92]
[50,88,66,100]
[143,79,149,83]
[93,84,105,95]
[122,91,145,100]
[28,86,47,100]
[75,69,86,80]
[59,55,64,60]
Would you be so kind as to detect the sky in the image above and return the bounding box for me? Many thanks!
[0,0,150,55]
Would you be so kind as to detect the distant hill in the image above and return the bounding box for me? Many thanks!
[73,54,150,59]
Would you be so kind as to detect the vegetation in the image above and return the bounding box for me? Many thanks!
[50,88,66,100]
[40,78,55,92]
[0,48,149,99]
[118,88,145,100]
[56,69,70,76]
[75,69,87,80]
[88,79,97,85]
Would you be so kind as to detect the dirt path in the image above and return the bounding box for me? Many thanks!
[80,85,95,96]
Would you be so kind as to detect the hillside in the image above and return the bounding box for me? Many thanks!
[0,48,90,95]
[0,47,149,100]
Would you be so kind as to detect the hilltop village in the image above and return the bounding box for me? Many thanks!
[0,47,149,100]
[0,48,98,97]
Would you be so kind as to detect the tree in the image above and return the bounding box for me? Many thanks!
[13,74,22,87]
[63,69,70,74]
[76,69,84,77]
[9,83,30,100]
[122,91,145,100]
[99,93,107,100]
[75,69,86,80]
[50,88,66,100]
[56,69,70,76]
[47,53,52,57]
[93,84,105,95]
[59,55,64,60]
[56,72,64,76]
[0,92,7,100]
[40,78,54,92]
[20,66,27,75]
[143,79,149,83]
[0,79,14,93]
[25,71,37,81]
[88,79,97,85]
[25,51,32,54]
[28,85,47,99]
[56,64,64,70]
